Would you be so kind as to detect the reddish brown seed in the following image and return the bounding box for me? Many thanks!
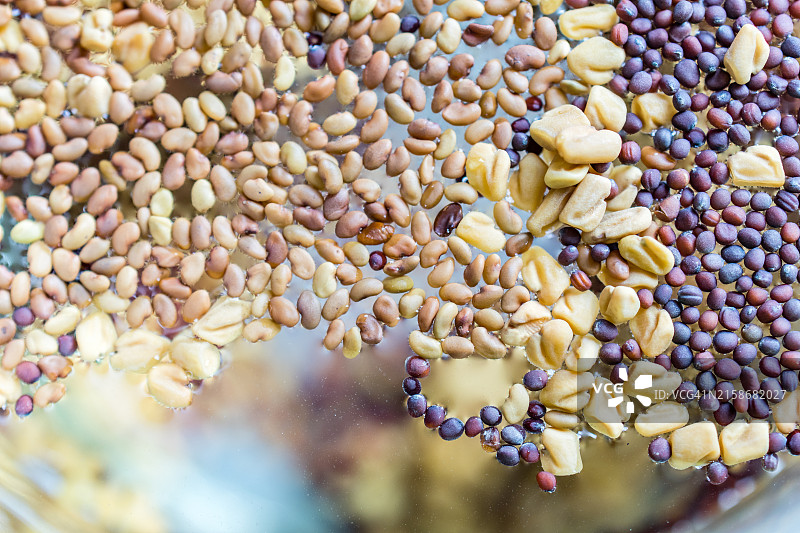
[570,270,592,291]
[637,289,654,308]
[537,471,557,492]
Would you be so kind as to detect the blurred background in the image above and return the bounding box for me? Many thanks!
[0,325,796,533]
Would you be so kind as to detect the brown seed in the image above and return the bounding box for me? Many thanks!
[358,221,395,245]
[373,295,400,327]
[269,296,300,327]
[463,23,494,46]
[505,44,545,71]
[606,251,630,280]
[449,53,475,79]
[336,211,370,238]
[570,270,592,291]
[357,313,383,345]
[418,297,439,332]
[297,290,322,330]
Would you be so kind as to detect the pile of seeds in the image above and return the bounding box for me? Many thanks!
[1,0,799,493]
[397,0,800,492]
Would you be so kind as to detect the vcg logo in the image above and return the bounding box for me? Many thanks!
[592,368,653,414]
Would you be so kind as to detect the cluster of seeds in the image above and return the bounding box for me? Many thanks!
[398,0,800,493]
[1,0,800,494]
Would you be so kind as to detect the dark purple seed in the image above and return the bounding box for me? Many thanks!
[783,35,800,57]
[629,71,653,94]
[592,319,618,342]
[716,381,735,403]
[763,453,780,472]
[511,118,530,133]
[785,299,800,321]
[506,148,521,168]
[677,285,703,306]
[781,370,799,392]
[306,46,327,69]
[635,190,653,207]
[402,377,421,395]
[707,462,729,485]
[523,369,548,391]
[725,245,750,268]
[407,395,427,417]
[771,317,791,337]
[496,445,520,466]
[749,397,771,419]
[713,331,739,353]
[399,15,420,33]
[696,272,717,291]
[674,381,698,403]
[787,430,800,455]
[520,442,540,463]
[769,432,787,453]
[623,112,643,133]
[522,417,545,434]
[501,424,525,445]
[696,370,717,391]
[590,244,611,262]
[760,356,782,377]
[55,334,75,357]
[739,305,756,324]
[14,395,33,417]
[15,361,41,384]
[527,400,546,419]
[465,416,483,437]
[680,306,700,324]
[699,394,721,412]
[652,354,669,370]
[673,322,691,345]
[405,356,430,378]
[714,358,741,380]
[508,140,523,161]
[648,437,671,463]
[731,393,749,413]
[670,138,691,159]
[735,276,754,293]
[690,331,713,352]
[764,253,781,272]
[12,307,34,327]
[558,227,581,246]
[776,190,800,212]
[480,405,502,426]
[369,251,386,270]
[610,363,629,384]
[741,364,760,391]
[784,330,800,349]
[439,417,465,440]
[766,205,789,228]
[664,299,682,318]
[714,401,736,425]
[424,405,446,428]
[671,345,693,369]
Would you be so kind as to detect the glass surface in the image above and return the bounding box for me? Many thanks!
[0,328,795,532]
